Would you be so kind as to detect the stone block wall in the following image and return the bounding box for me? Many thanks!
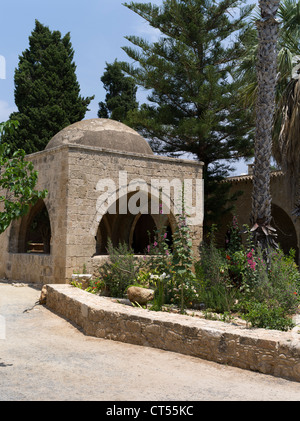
[43,284,300,383]
[0,146,69,283]
[0,143,203,284]
[220,171,300,262]
[64,145,203,279]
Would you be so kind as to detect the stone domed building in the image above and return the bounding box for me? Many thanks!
[45,118,154,155]
[0,119,204,284]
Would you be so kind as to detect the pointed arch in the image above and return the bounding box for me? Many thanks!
[11,199,52,254]
[94,191,175,255]
[271,203,299,262]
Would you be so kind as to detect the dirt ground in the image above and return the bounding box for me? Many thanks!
[1,281,300,402]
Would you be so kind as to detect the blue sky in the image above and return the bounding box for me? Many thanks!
[0,0,250,175]
[0,0,163,120]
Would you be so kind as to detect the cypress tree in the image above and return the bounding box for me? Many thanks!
[122,0,255,230]
[98,60,138,122]
[4,20,94,154]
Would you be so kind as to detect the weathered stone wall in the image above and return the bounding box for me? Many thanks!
[0,143,203,284]
[218,171,300,262]
[43,284,300,383]
[0,146,69,283]
[7,254,54,284]
[64,145,203,278]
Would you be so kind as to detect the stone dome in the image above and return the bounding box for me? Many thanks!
[45,118,153,155]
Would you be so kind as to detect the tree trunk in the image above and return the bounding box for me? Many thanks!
[251,0,280,248]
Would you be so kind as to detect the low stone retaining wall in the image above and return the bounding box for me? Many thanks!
[43,284,300,383]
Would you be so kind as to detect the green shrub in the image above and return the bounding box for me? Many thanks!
[200,283,240,314]
[86,278,105,294]
[146,207,198,312]
[240,247,300,315]
[98,240,139,298]
[196,218,300,330]
[80,213,300,333]
[197,226,239,313]
[240,300,295,331]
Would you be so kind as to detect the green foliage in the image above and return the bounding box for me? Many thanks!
[98,240,139,298]
[0,120,19,137]
[122,0,255,228]
[240,300,295,331]
[197,226,240,313]
[70,278,105,295]
[170,211,197,312]
[0,121,48,233]
[144,216,174,311]
[70,280,84,289]
[74,213,299,332]
[98,60,138,122]
[198,216,300,331]
[236,0,300,110]
[134,270,152,288]
[3,20,94,155]
[172,212,195,280]
[86,278,106,295]
[149,272,171,311]
[83,204,200,313]
[145,217,173,282]
[201,283,239,314]
[144,200,198,312]
[241,247,300,314]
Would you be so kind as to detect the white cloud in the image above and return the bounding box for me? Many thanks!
[135,21,161,42]
[0,56,6,80]
[0,100,17,122]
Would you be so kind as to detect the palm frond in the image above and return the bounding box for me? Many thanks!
[273,75,300,210]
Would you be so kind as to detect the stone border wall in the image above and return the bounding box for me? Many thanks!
[43,284,300,383]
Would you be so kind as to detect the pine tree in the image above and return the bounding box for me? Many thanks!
[122,0,255,230]
[98,60,138,122]
[4,20,94,154]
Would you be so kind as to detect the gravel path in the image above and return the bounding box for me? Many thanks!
[1,281,300,401]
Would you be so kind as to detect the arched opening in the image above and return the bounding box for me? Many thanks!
[95,211,137,255]
[131,214,156,254]
[271,204,299,263]
[95,213,111,255]
[217,205,299,263]
[18,199,51,254]
[214,212,235,249]
[95,192,174,255]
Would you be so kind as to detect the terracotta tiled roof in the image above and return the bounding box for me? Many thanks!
[223,170,283,183]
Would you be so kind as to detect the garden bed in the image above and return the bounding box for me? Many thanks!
[83,215,300,333]
[42,283,300,383]
[109,296,249,327]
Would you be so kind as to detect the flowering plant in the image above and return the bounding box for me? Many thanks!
[225,217,300,329]
[198,216,300,329]
[144,197,197,312]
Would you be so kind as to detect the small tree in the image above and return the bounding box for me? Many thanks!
[98,60,138,122]
[0,121,47,233]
